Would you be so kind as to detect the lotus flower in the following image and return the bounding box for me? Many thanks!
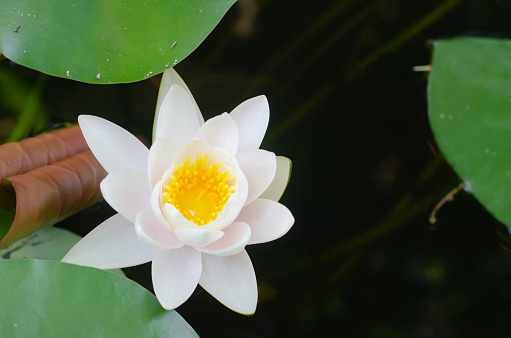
[62,69,294,314]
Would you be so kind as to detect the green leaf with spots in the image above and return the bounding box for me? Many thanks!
[0,0,236,83]
[428,37,511,226]
[0,260,198,337]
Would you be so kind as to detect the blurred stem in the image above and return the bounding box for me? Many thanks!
[293,164,455,302]
[345,0,463,82]
[269,78,330,140]
[271,0,462,138]
[6,75,48,142]
[189,0,273,89]
[267,0,358,74]
[315,187,443,263]
[275,3,376,100]
[269,155,446,279]
[243,0,359,97]
[297,254,361,305]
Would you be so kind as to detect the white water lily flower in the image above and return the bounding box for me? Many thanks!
[62,69,294,314]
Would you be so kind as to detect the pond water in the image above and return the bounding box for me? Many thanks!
[3,0,511,337]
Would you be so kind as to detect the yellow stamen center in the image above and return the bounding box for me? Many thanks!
[162,154,236,226]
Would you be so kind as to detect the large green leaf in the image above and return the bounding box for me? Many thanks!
[0,260,198,337]
[428,37,511,227]
[0,0,236,83]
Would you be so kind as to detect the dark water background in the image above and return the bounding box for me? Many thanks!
[4,0,511,337]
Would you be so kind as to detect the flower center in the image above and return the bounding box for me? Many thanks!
[162,154,236,226]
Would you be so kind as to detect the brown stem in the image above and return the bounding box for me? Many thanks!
[429,181,466,224]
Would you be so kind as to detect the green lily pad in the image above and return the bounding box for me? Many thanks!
[428,37,511,227]
[0,259,198,337]
[0,227,124,276]
[0,0,236,83]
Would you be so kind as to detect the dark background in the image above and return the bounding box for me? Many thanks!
[4,0,511,337]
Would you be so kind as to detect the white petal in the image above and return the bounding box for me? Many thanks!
[155,85,201,147]
[173,227,224,247]
[197,222,251,256]
[236,198,294,245]
[153,69,204,141]
[229,95,269,152]
[78,115,149,175]
[237,149,276,205]
[151,181,173,231]
[194,113,239,156]
[148,137,179,189]
[135,210,183,249]
[259,156,292,201]
[200,250,257,314]
[62,213,155,269]
[169,138,239,171]
[100,170,152,224]
[152,246,202,310]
